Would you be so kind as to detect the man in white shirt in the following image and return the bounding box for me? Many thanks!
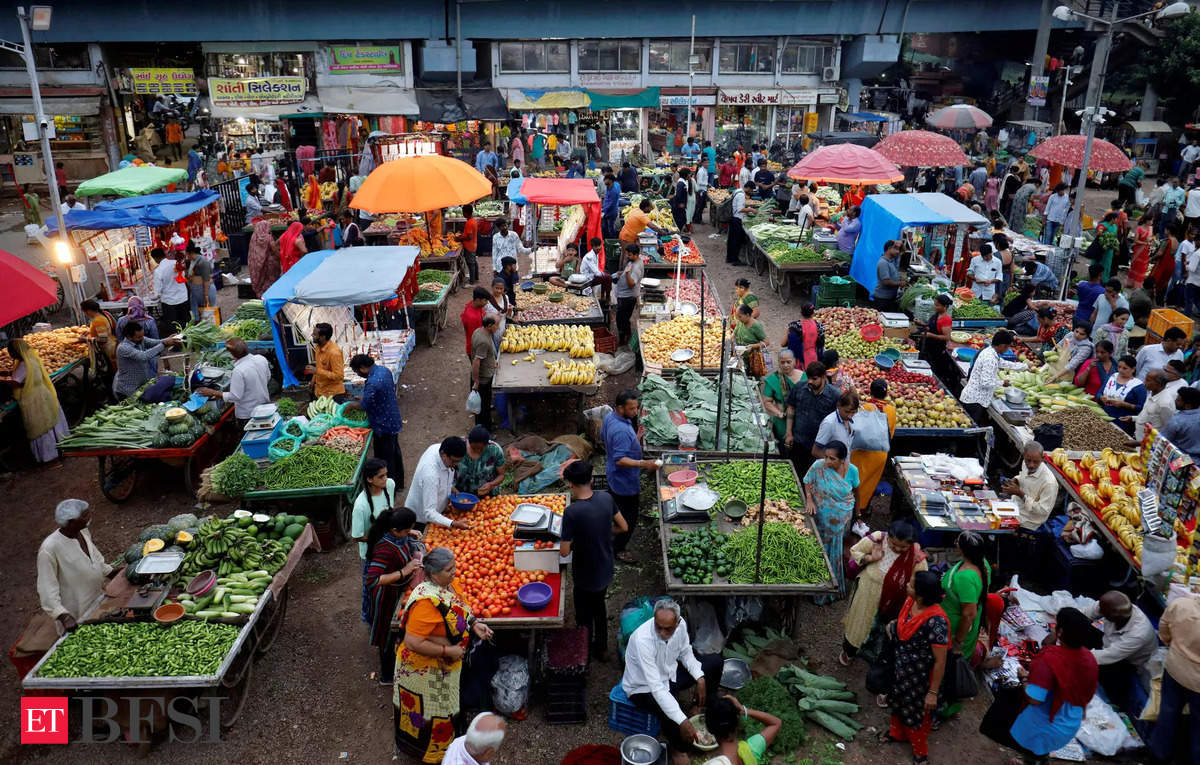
[405,437,472,531]
[1075,591,1159,711]
[1042,183,1071,244]
[196,338,270,422]
[967,244,1004,302]
[1181,230,1200,315]
[693,164,709,226]
[960,330,1027,424]
[1181,140,1200,178]
[737,162,753,193]
[151,248,190,332]
[443,712,506,765]
[1135,369,1178,439]
[491,218,531,273]
[1135,326,1186,380]
[37,499,112,633]
[1000,442,1058,530]
[577,237,612,306]
[1186,184,1200,228]
[622,599,723,764]
[726,181,751,265]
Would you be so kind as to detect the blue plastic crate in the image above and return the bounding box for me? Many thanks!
[607,683,661,737]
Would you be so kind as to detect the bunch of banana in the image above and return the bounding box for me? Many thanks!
[1100,447,1123,470]
[1064,460,1083,485]
[1080,452,1096,470]
[1080,484,1100,507]
[259,538,288,574]
[545,359,596,385]
[1118,465,1141,486]
[1049,448,1069,468]
[1090,460,1108,483]
[178,517,264,580]
[1126,452,1144,472]
[500,324,594,355]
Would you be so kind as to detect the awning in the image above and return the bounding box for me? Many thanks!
[206,95,323,121]
[851,193,954,295]
[1007,120,1052,129]
[0,96,101,116]
[506,88,590,110]
[585,88,660,110]
[73,166,190,198]
[416,88,508,122]
[1123,120,1172,134]
[47,190,219,232]
[320,86,418,116]
[840,112,890,123]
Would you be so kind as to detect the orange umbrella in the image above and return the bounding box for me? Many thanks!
[349,154,492,214]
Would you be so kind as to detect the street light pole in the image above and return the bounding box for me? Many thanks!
[1070,2,1116,237]
[684,14,696,145]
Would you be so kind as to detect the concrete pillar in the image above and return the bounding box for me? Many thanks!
[844,78,863,114]
[1025,0,1053,121]
[1139,83,1158,122]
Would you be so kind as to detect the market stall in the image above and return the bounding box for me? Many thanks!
[654,457,836,594]
[47,191,223,305]
[409,270,454,346]
[506,177,604,269]
[743,219,851,304]
[639,365,770,457]
[261,246,420,388]
[22,513,317,732]
[892,453,1018,541]
[494,323,601,434]
[513,284,605,326]
[642,235,706,279]
[74,165,189,198]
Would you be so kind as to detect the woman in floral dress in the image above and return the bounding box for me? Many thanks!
[882,571,950,765]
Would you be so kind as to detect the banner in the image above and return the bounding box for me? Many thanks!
[329,46,403,74]
[1027,76,1049,107]
[129,68,195,95]
[210,77,306,107]
[718,88,820,106]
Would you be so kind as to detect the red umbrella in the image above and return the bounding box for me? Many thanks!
[787,143,903,185]
[873,130,970,168]
[1028,134,1133,173]
[0,250,57,326]
[925,104,993,130]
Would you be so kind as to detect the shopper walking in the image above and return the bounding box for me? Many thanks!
[1149,592,1200,764]
[938,531,992,719]
[363,507,421,685]
[882,571,950,765]
[602,390,659,564]
[614,244,643,348]
[560,460,626,661]
[726,182,753,264]
[840,520,926,665]
[469,315,499,431]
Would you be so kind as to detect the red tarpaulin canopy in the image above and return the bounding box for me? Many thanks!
[0,250,58,326]
[513,177,606,269]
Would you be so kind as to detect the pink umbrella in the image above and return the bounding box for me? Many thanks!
[873,130,970,168]
[925,104,993,130]
[1028,134,1133,173]
[0,250,58,326]
[786,143,903,185]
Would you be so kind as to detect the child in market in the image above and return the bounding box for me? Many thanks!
[1096,306,1131,360]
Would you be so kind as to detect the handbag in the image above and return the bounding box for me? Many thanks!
[940,651,980,701]
[844,532,883,580]
[865,624,896,695]
[851,409,890,452]
[747,347,767,378]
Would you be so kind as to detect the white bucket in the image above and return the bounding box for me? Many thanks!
[677,423,699,449]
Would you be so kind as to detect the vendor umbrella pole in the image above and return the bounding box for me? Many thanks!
[725,365,734,459]
[753,439,769,584]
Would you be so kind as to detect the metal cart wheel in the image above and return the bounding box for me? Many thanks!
[425,313,440,347]
[767,261,782,294]
[255,586,288,655]
[98,455,138,503]
[218,656,254,729]
[753,248,767,276]
[436,301,449,329]
[182,456,202,497]
[778,273,794,305]
[336,496,354,541]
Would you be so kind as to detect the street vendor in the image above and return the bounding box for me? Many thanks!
[37,499,114,633]
[619,199,668,246]
[454,426,505,497]
[303,322,347,401]
[622,598,723,765]
[346,354,405,487]
[1000,442,1058,531]
[81,299,118,371]
[491,218,531,274]
[196,339,270,422]
[959,330,1027,426]
[406,436,473,531]
[112,321,182,400]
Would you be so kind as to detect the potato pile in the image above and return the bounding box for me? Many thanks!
[640,315,728,368]
[0,326,89,375]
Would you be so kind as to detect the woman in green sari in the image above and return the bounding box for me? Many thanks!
[938,531,992,720]
[760,349,804,454]
[1095,212,1120,282]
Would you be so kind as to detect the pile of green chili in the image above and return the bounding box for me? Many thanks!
[704,461,803,506]
[723,522,830,584]
[38,622,239,678]
[261,445,359,490]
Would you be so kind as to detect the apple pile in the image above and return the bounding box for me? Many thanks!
[814,307,882,335]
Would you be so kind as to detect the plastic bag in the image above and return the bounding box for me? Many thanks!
[489,655,529,716]
[596,349,636,375]
[466,389,482,414]
[1141,531,1177,586]
[724,596,763,631]
[334,401,371,428]
[305,413,335,438]
[1075,696,1139,755]
[913,294,936,324]
[618,597,657,658]
[688,601,725,655]
[851,408,890,452]
[1069,539,1104,560]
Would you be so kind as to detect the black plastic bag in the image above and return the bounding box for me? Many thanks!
[940,651,980,701]
[865,627,896,695]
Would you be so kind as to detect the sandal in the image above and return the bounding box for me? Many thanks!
[913,758,928,765]
[875,693,889,708]
[616,552,637,564]
[837,650,852,667]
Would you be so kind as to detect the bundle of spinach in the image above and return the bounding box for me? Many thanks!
[737,676,808,754]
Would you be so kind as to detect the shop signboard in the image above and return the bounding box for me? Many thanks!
[129,68,196,95]
[718,89,820,106]
[329,46,404,74]
[210,77,306,107]
[659,94,716,107]
[1027,76,1049,107]
[804,112,820,133]
[580,72,639,88]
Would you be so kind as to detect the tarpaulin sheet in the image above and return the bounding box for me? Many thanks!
[74,165,188,198]
[461,88,509,120]
[415,88,507,122]
[506,88,589,110]
[45,190,220,233]
[262,247,418,386]
[504,177,605,269]
[909,193,988,226]
[851,194,952,296]
[584,88,660,110]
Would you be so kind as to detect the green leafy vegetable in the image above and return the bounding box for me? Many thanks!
[210,452,261,496]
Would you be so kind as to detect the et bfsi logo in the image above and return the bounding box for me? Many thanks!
[21,697,68,744]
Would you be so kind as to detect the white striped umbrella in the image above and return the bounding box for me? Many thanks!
[925,104,993,131]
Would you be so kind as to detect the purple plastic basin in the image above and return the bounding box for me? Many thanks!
[517,581,553,611]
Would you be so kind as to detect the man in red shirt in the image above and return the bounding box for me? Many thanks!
[54,161,66,192]
[460,203,481,285]
[718,157,736,189]
[460,287,490,358]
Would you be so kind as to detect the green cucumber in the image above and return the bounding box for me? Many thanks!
[227,603,257,614]
[194,610,223,618]
[219,611,240,618]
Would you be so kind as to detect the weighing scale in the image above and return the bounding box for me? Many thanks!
[245,403,281,432]
[123,551,186,615]
[664,484,718,523]
[510,503,563,542]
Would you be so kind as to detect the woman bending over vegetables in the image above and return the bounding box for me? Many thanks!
[703,695,781,765]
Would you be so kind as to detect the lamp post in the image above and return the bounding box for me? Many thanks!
[684,15,697,146]
[0,5,81,325]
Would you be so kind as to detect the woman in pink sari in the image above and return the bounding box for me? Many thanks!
[247,220,281,296]
[510,134,524,170]
[278,221,307,274]
[984,175,1000,212]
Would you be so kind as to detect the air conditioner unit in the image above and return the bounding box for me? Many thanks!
[822,66,838,82]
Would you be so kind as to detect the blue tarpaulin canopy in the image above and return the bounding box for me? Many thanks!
[851,194,953,295]
[45,191,220,233]
[841,112,890,123]
[262,246,420,386]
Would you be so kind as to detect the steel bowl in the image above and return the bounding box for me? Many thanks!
[620,734,662,765]
[670,348,695,363]
[721,657,751,690]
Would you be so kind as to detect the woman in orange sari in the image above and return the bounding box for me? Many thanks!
[1126,213,1154,289]
[278,221,307,274]
[851,378,897,518]
[1149,226,1178,305]
[394,547,493,763]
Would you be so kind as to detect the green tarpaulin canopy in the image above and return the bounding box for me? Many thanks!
[75,165,189,197]
[585,87,661,110]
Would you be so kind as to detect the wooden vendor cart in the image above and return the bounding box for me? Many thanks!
[493,350,601,435]
[745,234,849,305]
[409,283,451,346]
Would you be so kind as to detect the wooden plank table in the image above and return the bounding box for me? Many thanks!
[493,350,600,434]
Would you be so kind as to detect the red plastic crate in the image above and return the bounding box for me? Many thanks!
[592,326,617,354]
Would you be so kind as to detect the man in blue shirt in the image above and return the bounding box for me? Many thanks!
[702,140,716,177]
[618,161,639,193]
[348,354,405,488]
[681,137,700,161]
[585,125,598,161]
[750,144,765,169]
[1024,259,1059,297]
[1073,264,1106,324]
[601,390,659,563]
[602,174,621,239]
[474,143,498,175]
[1162,387,1200,462]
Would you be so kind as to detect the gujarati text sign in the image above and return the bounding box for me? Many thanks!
[210,77,306,107]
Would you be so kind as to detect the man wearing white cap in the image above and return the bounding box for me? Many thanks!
[37,500,113,633]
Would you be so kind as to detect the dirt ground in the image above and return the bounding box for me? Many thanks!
[1,218,1021,765]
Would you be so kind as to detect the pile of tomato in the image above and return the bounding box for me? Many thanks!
[423,493,566,618]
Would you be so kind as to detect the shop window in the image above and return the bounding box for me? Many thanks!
[206,52,315,90]
[498,42,568,73]
[718,42,776,75]
[0,43,90,70]
[648,40,712,73]
[578,40,640,73]
[781,44,834,75]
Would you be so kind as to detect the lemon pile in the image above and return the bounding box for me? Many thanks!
[500,324,594,357]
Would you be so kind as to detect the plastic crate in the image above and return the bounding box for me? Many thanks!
[1147,309,1193,342]
[608,683,661,737]
[593,326,618,354]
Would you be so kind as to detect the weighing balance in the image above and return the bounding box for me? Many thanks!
[123,550,186,615]
[245,403,281,432]
[510,503,563,542]
[664,484,719,523]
